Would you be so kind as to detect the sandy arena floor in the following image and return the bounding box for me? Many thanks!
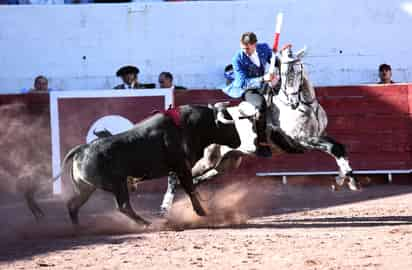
[1,177,412,270]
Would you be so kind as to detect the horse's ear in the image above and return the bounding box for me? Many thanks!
[296,45,307,59]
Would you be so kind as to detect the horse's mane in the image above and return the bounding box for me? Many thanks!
[300,70,317,102]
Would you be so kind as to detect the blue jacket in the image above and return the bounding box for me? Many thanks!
[223,43,272,98]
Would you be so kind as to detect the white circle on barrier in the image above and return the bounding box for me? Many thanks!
[86,115,134,143]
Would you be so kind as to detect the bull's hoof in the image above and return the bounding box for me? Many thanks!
[189,191,207,216]
[70,224,82,237]
[193,204,207,216]
[33,210,45,222]
[195,207,207,217]
[142,219,151,226]
[135,217,151,227]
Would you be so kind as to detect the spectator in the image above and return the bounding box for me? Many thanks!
[378,63,395,84]
[114,65,155,89]
[224,64,234,86]
[65,0,94,3]
[31,75,49,92]
[158,71,186,90]
[12,0,63,4]
[93,0,129,3]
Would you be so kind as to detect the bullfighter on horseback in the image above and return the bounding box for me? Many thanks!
[222,31,280,157]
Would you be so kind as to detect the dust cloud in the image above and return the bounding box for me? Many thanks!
[165,178,281,229]
[0,102,51,198]
[0,103,284,241]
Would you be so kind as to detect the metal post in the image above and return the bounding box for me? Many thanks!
[387,173,392,183]
[282,175,288,185]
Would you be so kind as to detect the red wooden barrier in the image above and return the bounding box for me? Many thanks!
[0,84,411,184]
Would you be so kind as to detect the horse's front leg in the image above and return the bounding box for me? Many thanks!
[191,144,224,185]
[160,172,179,215]
[300,136,361,191]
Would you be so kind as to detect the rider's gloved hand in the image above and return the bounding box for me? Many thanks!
[263,72,279,87]
[263,72,275,82]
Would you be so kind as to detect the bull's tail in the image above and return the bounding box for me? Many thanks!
[48,143,87,183]
[61,144,87,172]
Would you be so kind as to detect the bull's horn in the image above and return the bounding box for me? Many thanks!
[214,101,230,109]
[216,111,235,124]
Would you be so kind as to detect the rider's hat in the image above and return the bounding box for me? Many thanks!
[116,65,139,77]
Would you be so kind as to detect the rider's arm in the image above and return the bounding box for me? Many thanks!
[262,43,273,65]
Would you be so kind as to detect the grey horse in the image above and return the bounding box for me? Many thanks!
[160,45,360,214]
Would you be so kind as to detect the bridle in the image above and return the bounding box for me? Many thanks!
[278,60,315,109]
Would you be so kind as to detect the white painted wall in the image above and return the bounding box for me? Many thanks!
[1,1,412,93]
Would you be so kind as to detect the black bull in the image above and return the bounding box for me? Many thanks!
[42,105,240,225]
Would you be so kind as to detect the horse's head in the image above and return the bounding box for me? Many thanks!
[279,44,306,110]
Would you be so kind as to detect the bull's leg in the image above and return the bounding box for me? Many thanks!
[24,189,45,221]
[300,136,361,191]
[160,172,179,215]
[67,181,96,225]
[177,166,207,216]
[113,181,150,225]
[18,176,45,221]
[160,145,222,216]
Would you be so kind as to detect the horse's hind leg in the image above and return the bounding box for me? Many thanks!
[301,136,360,191]
[160,172,179,215]
[67,180,96,225]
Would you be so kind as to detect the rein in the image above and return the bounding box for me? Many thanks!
[278,62,316,109]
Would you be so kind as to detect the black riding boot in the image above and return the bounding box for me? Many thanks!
[243,89,272,158]
[255,112,272,158]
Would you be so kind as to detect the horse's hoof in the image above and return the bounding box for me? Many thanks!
[70,224,82,237]
[335,176,345,186]
[331,184,341,192]
[34,211,45,222]
[347,178,362,191]
[158,208,168,217]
